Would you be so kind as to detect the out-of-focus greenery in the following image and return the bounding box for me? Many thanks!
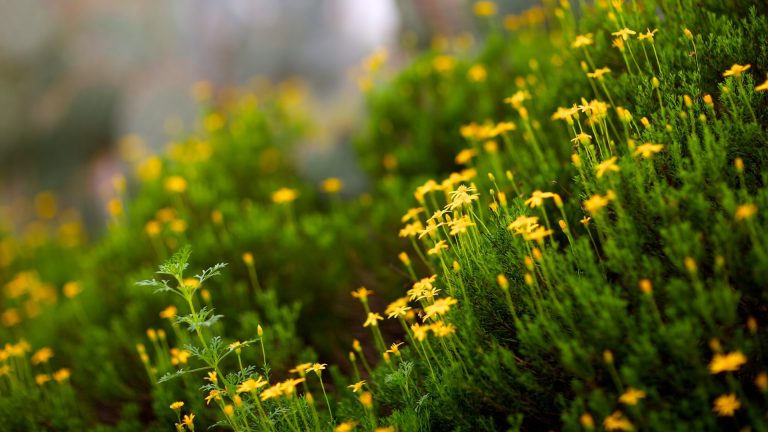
[2,0,768,431]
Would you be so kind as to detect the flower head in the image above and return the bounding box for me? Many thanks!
[638,28,658,41]
[723,64,751,77]
[423,297,458,321]
[571,33,594,48]
[634,143,664,158]
[31,347,54,365]
[584,191,615,214]
[272,187,299,204]
[363,312,384,327]
[611,28,637,40]
[237,377,267,393]
[756,77,768,92]
[735,204,757,221]
[587,67,611,80]
[525,190,555,208]
[428,240,448,255]
[603,411,633,431]
[351,287,374,300]
[348,380,366,393]
[713,394,741,416]
[321,177,344,193]
[619,387,646,405]
[401,207,424,223]
[595,157,621,178]
[473,1,497,16]
[708,351,747,374]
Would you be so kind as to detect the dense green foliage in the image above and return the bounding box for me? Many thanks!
[1,0,768,431]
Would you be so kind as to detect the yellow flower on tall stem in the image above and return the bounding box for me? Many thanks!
[723,64,751,77]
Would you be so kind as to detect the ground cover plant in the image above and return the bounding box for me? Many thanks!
[1,0,768,430]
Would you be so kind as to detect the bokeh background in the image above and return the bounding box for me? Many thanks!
[0,0,492,235]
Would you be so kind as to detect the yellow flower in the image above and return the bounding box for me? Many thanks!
[637,28,658,41]
[468,64,487,82]
[399,221,424,238]
[603,411,633,431]
[508,215,540,234]
[348,380,366,393]
[735,204,757,221]
[272,187,299,204]
[290,363,313,375]
[473,1,497,16]
[525,190,555,208]
[708,351,747,374]
[309,363,327,375]
[571,33,594,48]
[584,191,615,214]
[580,413,595,429]
[334,421,358,432]
[359,391,373,408]
[619,387,646,405]
[432,55,456,73]
[713,394,741,416]
[206,371,217,384]
[523,226,554,242]
[183,413,195,429]
[595,157,621,178]
[223,405,234,417]
[159,305,177,319]
[612,37,625,52]
[418,220,444,239]
[321,177,344,193]
[205,389,223,405]
[430,321,457,337]
[170,348,191,365]
[31,347,54,365]
[237,377,267,393]
[428,240,448,255]
[634,143,664,158]
[363,312,384,327]
[504,90,531,108]
[455,148,478,165]
[351,287,374,300]
[401,207,424,223]
[756,77,768,91]
[53,368,71,382]
[580,216,592,225]
[723,64,751,77]
[423,297,458,321]
[447,185,480,210]
[611,27,637,40]
[63,281,83,298]
[587,67,611,79]
[164,176,188,193]
[411,323,430,341]
[571,132,592,145]
[448,215,476,236]
[242,252,254,265]
[755,372,768,391]
[170,401,184,412]
[386,342,404,355]
[35,374,51,385]
[363,48,387,72]
[107,199,123,217]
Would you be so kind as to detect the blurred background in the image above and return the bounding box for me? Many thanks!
[0,0,491,236]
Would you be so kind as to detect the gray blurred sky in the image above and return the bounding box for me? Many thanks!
[0,0,479,228]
